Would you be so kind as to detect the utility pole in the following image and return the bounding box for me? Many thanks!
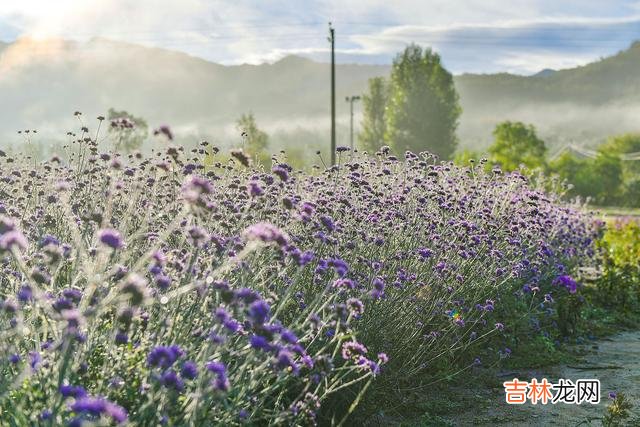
[345,95,360,150]
[328,22,336,165]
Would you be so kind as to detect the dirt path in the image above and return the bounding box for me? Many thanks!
[453,330,640,426]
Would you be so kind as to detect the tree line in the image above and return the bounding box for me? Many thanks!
[103,42,640,208]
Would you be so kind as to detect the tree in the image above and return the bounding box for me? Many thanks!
[601,134,640,206]
[488,121,546,171]
[358,77,388,152]
[385,44,461,159]
[601,133,640,177]
[107,108,148,153]
[550,150,623,205]
[453,149,481,167]
[236,113,269,166]
[588,151,623,205]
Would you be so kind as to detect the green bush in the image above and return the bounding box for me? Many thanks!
[595,218,640,311]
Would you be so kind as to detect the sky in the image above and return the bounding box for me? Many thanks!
[0,0,640,74]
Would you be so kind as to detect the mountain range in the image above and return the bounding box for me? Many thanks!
[1,37,639,154]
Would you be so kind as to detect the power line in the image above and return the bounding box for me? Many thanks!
[552,144,640,161]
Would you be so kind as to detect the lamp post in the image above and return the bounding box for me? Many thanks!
[345,95,361,151]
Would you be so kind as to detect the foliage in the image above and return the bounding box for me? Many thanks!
[594,218,640,311]
[601,133,640,206]
[358,77,388,153]
[107,108,149,153]
[603,392,634,427]
[549,150,624,206]
[453,149,481,167]
[385,44,461,160]
[0,121,598,424]
[488,121,546,172]
[601,133,640,176]
[236,113,270,166]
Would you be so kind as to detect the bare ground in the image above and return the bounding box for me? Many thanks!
[451,330,640,426]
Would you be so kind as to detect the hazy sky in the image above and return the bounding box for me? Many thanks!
[1,0,640,74]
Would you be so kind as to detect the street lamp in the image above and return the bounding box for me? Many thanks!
[345,95,361,151]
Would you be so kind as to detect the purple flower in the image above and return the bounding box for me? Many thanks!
[328,258,349,277]
[418,248,433,259]
[234,288,260,303]
[0,230,28,252]
[248,181,264,197]
[341,341,368,360]
[346,298,365,316]
[181,361,198,380]
[333,278,355,290]
[371,277,385,299]
[40,235,60,247]
[60,384,87,398]
[205,361,226,376]
[155,274,171,290]
[272,166,289,182]
[249,335,271,351]
[98,228,124,249]
[115,332,129,345]
[276,349,299,375]
[70,397,127,423]
[153,125,174,141]
[29,351,41,371]
[280,329,298,344]
[182,175,214,203]
[160,369,185,391]
[17,285,33,303]
[248,300,270,324]
[243,223,288,247]
[147,345,184,368]
[554,275,578,294]
[206,361,230,391]
[320,216,335,232]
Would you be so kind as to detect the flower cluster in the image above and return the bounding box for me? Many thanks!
[0,140,597,424]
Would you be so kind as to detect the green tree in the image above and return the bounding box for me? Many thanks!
[589,151,624,205]
[488,121,546,171]
[385,44,461,159]
[453,149,481,167]
[550,150,623,205]
[107,108,148,153]
[602,133,640,176]
[236,113,269,166]
[598,134,640,206]
[358,77,388,152]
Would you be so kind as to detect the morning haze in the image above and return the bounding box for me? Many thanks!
[1,37,640,156]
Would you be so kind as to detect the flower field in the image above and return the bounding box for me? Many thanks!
[0,141,600,425]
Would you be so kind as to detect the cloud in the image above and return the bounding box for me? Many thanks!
[1,1,640,73]
[335,15,640,73]
[495,51,597,74]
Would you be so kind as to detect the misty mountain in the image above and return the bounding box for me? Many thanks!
[532,69,557,78]
[1,37,640,154]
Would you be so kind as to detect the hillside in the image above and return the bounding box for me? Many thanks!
[457,41,640,106]
[1,37,639,150]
